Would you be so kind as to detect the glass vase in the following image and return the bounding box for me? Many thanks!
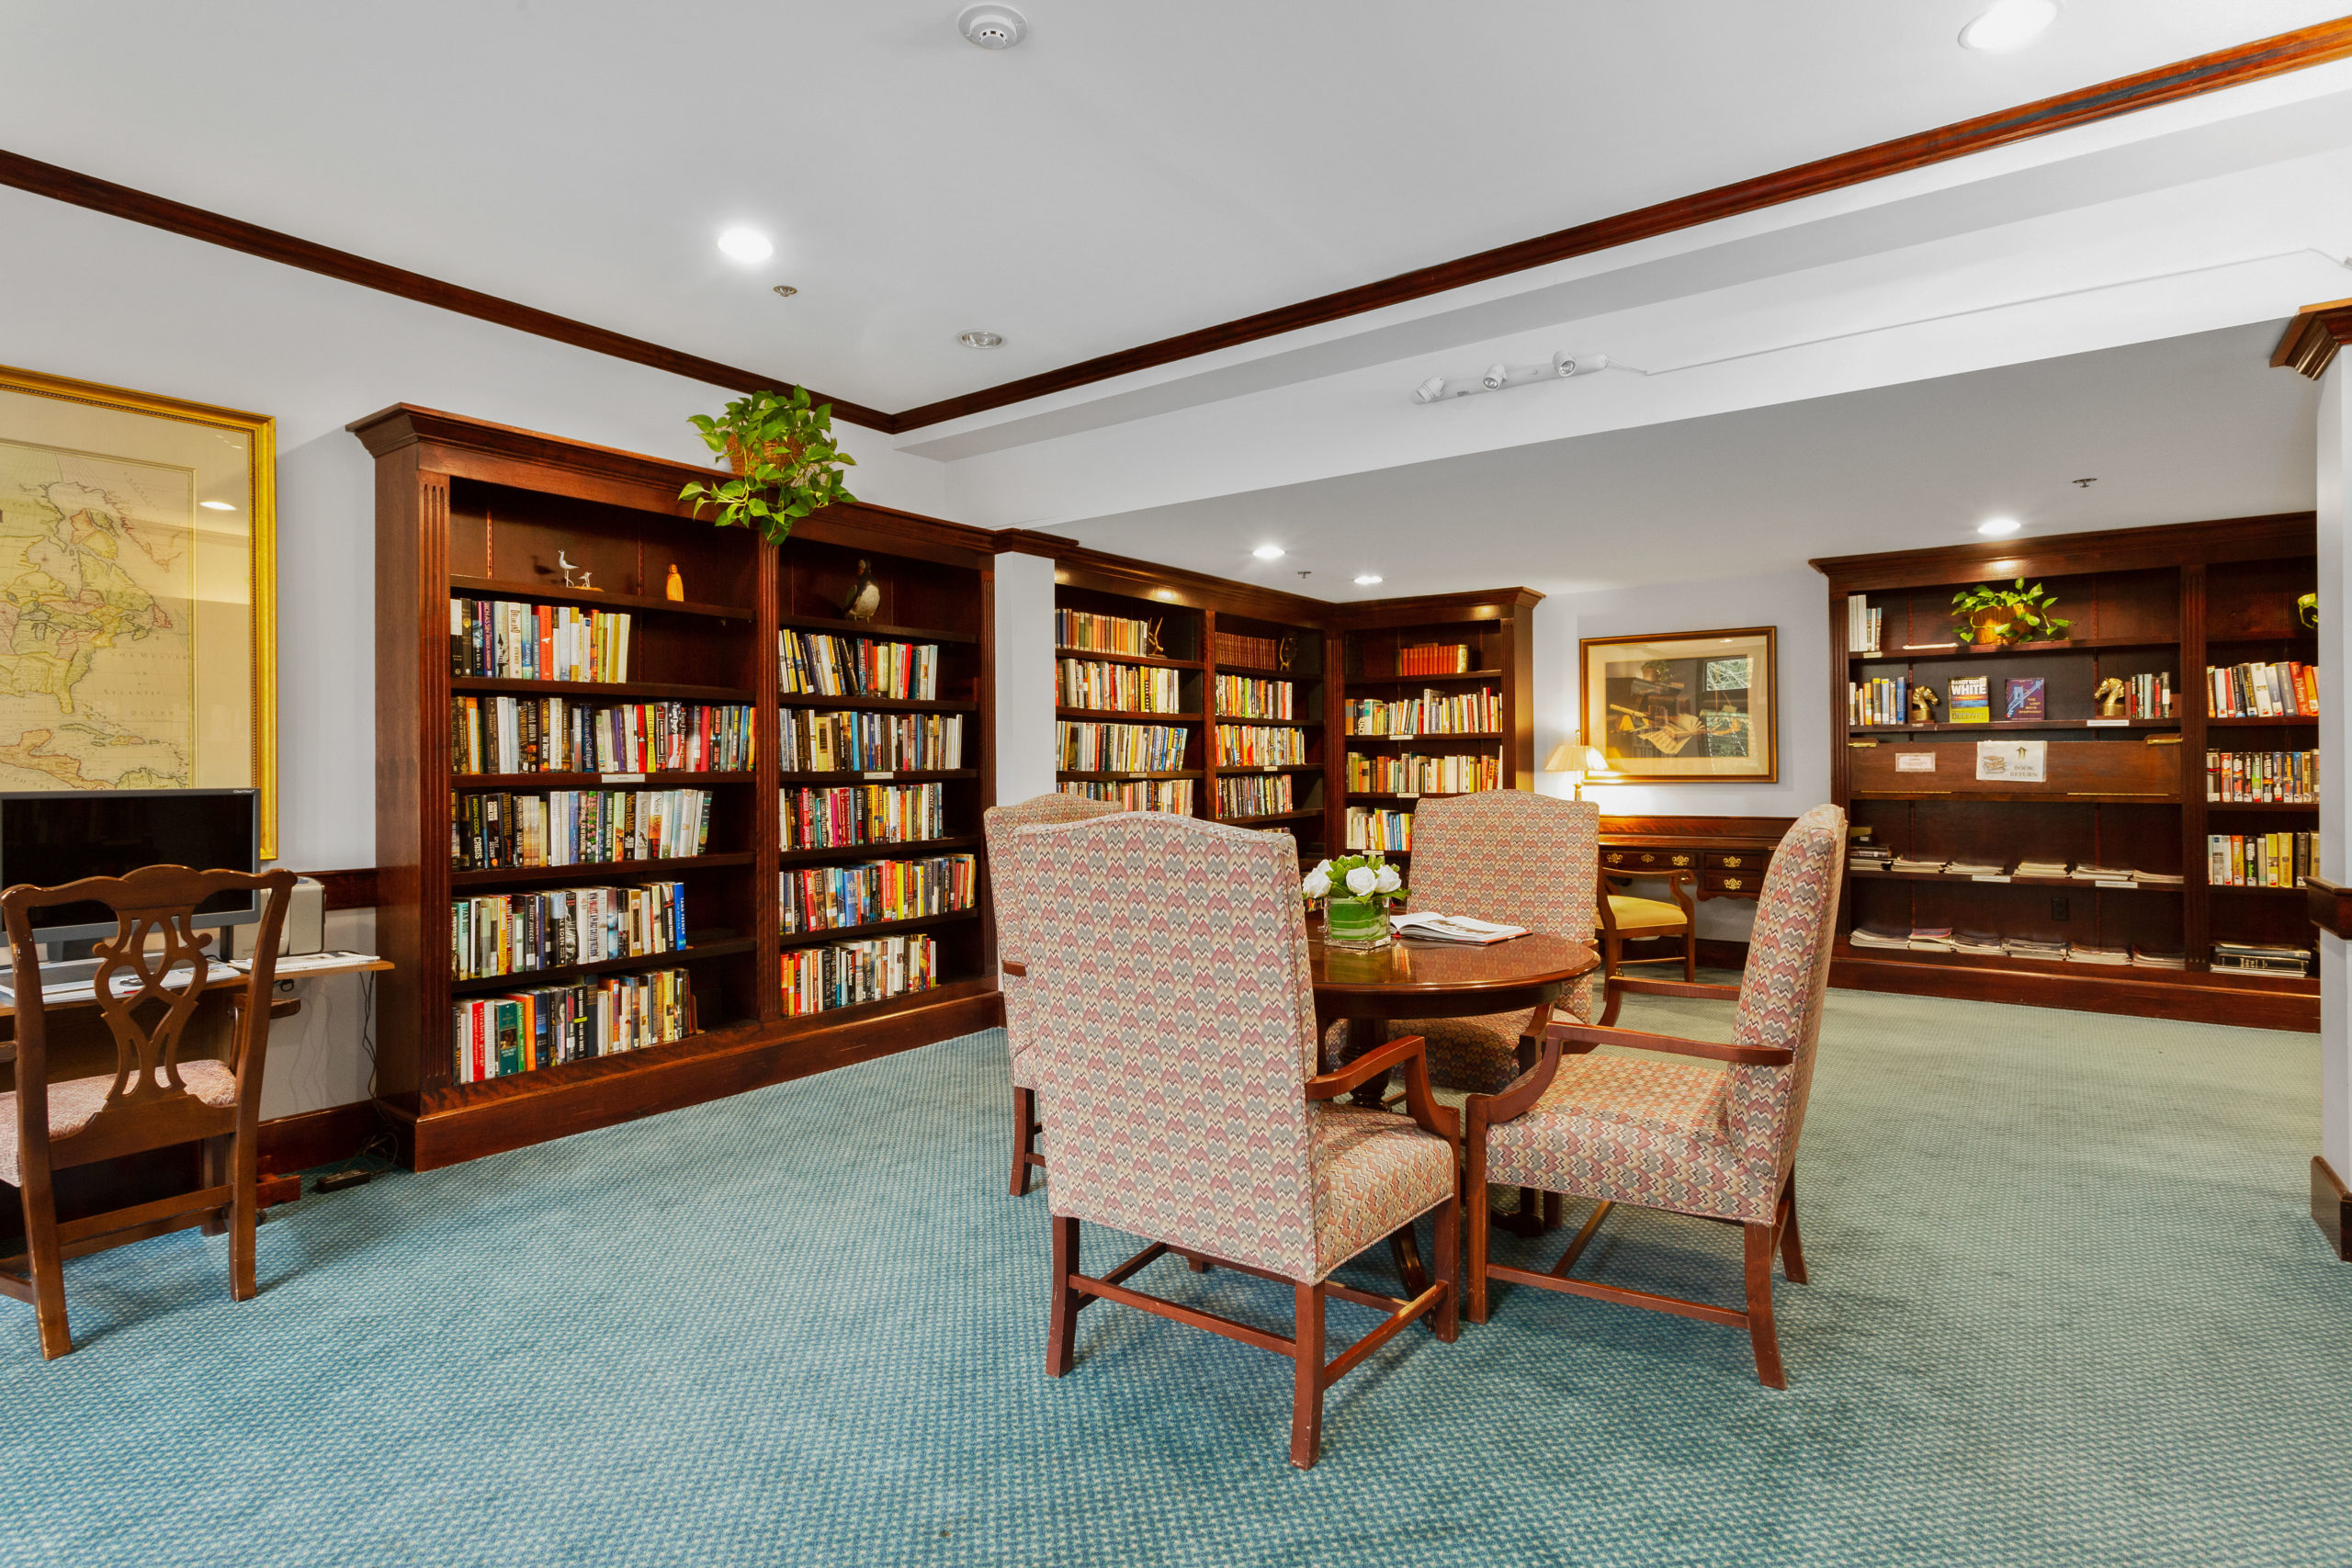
[1323,896,1392,951]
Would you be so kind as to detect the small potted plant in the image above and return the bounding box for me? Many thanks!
[1951,579,2072,649]
[1303,852,1406,951]
[680,387,857,545]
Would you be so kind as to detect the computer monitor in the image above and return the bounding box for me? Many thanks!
[0,787,262,946]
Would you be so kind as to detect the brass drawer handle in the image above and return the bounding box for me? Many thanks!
[1722,855,1743,867]
[1670,854,1691,866]
[1722,876,1744,891]
[1605,852,1624,864]
[1639,852,1657,864]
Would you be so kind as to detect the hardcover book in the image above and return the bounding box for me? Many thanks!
[1948,675,1990,724]
[2004,677,2044,719]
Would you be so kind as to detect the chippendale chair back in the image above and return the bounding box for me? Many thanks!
[1,864,294,1359]
[983,791,1120,1195]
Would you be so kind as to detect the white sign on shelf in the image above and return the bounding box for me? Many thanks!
[1975,739,2047,784]
[1894,752,1936,773]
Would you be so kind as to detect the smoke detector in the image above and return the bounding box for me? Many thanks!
[958,5,1027,49]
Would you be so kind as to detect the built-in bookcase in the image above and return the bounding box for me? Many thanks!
[1207,609,1327,861]
[1815,513,2319,1031]
[357,406,999,1169]
[1052,581,1206,816]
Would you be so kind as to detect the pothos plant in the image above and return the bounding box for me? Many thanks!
[1951,578,2072,645]
[1302,852,1407,906]
[679,387,856,544]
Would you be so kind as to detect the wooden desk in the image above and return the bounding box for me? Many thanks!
[1600,815,1794,902]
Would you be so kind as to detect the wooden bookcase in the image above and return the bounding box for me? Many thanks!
[1337,590,1541,867]
[1812,513,2319,1031]
[355,405,1000,1169]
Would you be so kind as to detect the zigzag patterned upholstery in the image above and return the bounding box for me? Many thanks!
[984,791,1121,1094]
[1363,791,1600,1094]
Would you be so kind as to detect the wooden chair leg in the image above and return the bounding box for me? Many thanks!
[1465,1136,1492,1324]
[1184,1252,1211,1273]
[1600,935,1625,1027]
[1542,1190,1564,1230]
[1047,1214,1080,1377]
[199,1135,230,1237]
[21,1179,71,1360]
[1682,922,1698,982]
[1008,1085,1036,1197]
[1290,1282,1326,1469]
[1744,1221,1787,1389]
[1779,1174,1808,1285]
[1431,1194,1460,1343]
[230,1128,259,1303]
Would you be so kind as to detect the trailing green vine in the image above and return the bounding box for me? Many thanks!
[680,387,856,544]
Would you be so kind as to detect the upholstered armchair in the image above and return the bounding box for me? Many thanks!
[1461,804,1845,1388]
[1013,812,1460,1469]
[983,791,1120,1195]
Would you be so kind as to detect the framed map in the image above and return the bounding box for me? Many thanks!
[0,366,275,857]
[1578,626,1778,784]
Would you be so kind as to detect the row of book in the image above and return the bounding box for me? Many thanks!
[2206,750,2317,803]
[1213,673,1295,719]
[1345,807,1413,852]
[452,788,713,871]
[1849,676,1919,728]
[779,784,948,850]
[1059,658,1185,713]
[1345,751,1501,795]
[780,710,964,773]
[1061,779,1194,813]
[779,629,940,700]
[452,697,755,776]
[1849,928,2184,967]
[2213,941,2312,976]
[1845,595,1883,655]
[777,853,977,934]
[1395,643,1472,675]
[780,934,940,1017]
[450,968,694,1082]
[451,881,686,981]
[1215,630,1283,670]
[1057,608,1157,657]
[2209,661,2317,718]
[1343,688,1501,736]
[1216,773,1296,818]
[1215,725,1308,767]
[1847,845,2180,884]
[450,596,631,683]
[2107,671,2176,719]
[1057,721,1189,773]
[2209,831,2313,889]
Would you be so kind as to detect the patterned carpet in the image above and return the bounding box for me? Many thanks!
[2,984,2346,1567]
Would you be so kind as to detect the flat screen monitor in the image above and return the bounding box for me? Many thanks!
[0,788,261,944]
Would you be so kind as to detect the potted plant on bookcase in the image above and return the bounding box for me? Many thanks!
[680,387,856,544]
[1953,579,2073,650]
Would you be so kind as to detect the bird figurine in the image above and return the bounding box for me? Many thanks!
[840,560,881,622]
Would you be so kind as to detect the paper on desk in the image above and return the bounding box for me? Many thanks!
[1389,913,1528,944]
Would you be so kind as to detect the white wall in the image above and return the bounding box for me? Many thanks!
[991,551,1058,807]
[2318,362,2348,1182]
[1530,566,1833,941]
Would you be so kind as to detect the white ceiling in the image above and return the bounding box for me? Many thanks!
[3,1,2341,413]
[1046,322,2320,598]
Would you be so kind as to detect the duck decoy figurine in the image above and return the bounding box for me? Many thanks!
[841,560,881,622]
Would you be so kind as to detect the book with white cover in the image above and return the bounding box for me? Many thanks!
[1389,912,1527,945]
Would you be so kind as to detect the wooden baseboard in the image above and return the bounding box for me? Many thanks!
[257,1100,388,1176]
[2313,1156,2352,1260]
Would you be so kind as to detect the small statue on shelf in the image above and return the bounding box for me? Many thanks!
[2093,676,2127,717]
[840,559,881,622]
[665,563,686,602]
[1909,685,1939,726]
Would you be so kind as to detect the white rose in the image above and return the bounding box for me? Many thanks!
[1345,866,1378,897]
[1313,860,1333,877]
[1301,868,1332,898]
[1374,865,1402,894]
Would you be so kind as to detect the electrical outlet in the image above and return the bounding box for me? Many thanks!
[2052,897,2070,920]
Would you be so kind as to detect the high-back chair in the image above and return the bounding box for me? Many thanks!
[1461,804,1845,1388]
[1595,868,1699,1026]
[1016,813,1460,1468]
[1375,791,1600,1094]
[983,791,1120,1195]
[1,865,295,1359]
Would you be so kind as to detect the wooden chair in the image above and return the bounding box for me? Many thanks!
[1596,868,1698,1026]
[1012,812,1459,1468]
[982,791,1119,1195]
[0,865,295,1359]
[1462,806,1844,1387]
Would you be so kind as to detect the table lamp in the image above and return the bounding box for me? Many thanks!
[1544,741,1613,800]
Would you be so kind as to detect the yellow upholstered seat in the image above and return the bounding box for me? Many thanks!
[1605,895,1688,931]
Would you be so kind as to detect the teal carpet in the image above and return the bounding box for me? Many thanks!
[3,986,2348,1566]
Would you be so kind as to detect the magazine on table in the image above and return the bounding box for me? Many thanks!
[1389,912,1528,944]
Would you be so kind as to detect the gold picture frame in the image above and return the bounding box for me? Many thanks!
[0,365,277,857]
[1579,626,1778,784]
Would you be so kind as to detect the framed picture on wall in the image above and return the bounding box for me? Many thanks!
[0,365,277,856]
[1579,626,1777,784]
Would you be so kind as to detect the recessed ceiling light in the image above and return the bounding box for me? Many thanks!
[1979,517,2023,536]
[1252,544,1285,560]
[1353,573,1383,585]
[716,227,774,264]
[772,285,798,299]
[198,500,236,512]
[1960,0,2057,51]
[958,331,1003,349]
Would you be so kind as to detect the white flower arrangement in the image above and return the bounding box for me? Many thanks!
[1301,852,1408,908]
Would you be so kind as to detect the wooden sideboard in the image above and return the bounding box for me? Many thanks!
[1598,815,1796,902]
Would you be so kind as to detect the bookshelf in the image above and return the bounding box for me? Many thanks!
[355,405,1000,1169]
[1337,590,1541,865]
[1812,513,2318,1031]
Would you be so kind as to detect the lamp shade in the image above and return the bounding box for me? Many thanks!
[1544,742,1612,774]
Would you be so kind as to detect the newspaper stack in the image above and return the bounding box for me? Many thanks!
[2004,935,2070,963]
[1951,931,2008,956]
[2015,859,2071,879]
[2130,948,2187,969]
[2065,943,2132,965]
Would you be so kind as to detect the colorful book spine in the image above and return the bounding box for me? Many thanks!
[1060,660,1185,712]
[451,788,713,870]
[780,711,964,773]
[449,881,687,981]
[2203,750,2319,803]
[777,853,978,934]
[449,597,632,683]
[2205,831,2314,887]
[1059,779,1194,813]
[778,630,939,700]
[1213,674,1294,719]
[1345,751,1500,794]
[1056,609,1158,657]
[1214,725,1308,767]
[779,934,939,1017]
[1216,773,1295,818]
[778,783,948,850]
[1056,721,1189,773]
[451,966,693,1083]
[1396,644,1471,676]
[2206,661,2317,717]
[1213,631,1283,669]
[1344,688,1500,735]
[1344,807,1415,852]
[450,699,754,775]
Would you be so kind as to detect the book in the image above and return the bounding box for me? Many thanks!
[2004,677,2045,720]
[1389,912,1527,944]
[1948,676,1990,724]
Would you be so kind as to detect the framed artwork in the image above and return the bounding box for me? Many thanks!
[1579,626,1778,784]
[0,366,277,856]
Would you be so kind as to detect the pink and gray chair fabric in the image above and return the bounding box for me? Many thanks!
[1010,811,1460,1468]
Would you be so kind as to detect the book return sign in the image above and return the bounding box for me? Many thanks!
[1975,739,2047,784]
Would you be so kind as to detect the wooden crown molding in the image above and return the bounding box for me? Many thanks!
[13,20,2352,438]
[2273,297,2352,378]
[1809,512,2317,592]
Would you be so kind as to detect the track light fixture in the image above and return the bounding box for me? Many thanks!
[1410,351,1620,404]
